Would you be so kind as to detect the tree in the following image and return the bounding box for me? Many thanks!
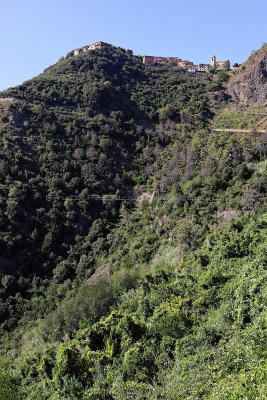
[158,104,176,122]
[0,369,20,400]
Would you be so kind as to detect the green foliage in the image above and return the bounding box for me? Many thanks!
[11,210,266,399]
[0,370,20,400]
[208,361,267,400]
[0,45,266,399]
[212,105,267,130]
[158,104,177,121]
[150,295,192,338]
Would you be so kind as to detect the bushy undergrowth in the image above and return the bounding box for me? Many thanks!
[0,45,266,399]
[2,207,265,399]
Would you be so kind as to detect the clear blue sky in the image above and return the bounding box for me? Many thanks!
[0,0,266,91]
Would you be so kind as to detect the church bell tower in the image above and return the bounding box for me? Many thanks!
[211,54,216,68]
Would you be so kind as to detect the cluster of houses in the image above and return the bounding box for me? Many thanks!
[143,54,230,71]
[70,42,230,72]
[72,41,110,56]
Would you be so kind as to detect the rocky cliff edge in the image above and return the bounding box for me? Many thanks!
[227,44,267,106]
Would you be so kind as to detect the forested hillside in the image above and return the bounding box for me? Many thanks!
[0,44,266,399]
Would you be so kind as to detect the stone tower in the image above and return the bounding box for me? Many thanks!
[211,54,216,68]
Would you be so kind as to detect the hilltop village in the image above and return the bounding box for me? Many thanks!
[143,54,230,71]
[69,41,230,71]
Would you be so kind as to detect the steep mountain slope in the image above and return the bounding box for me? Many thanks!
[227,44,267,106]
[0,45,215,332]
[0,44,266,400]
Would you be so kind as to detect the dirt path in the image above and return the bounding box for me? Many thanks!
[0,97,14,102]
[212,128,267,134]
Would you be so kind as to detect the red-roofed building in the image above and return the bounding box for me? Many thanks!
[143,56,155,65]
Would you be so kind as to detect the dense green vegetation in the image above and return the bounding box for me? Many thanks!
[211,105,267,130]
[0,45,266,399]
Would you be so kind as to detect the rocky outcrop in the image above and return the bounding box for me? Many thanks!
[227,46,267,106]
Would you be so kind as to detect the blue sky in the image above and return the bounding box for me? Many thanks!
[0,0,266,91]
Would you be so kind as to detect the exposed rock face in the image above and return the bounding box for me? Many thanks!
[227,46,267,106]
